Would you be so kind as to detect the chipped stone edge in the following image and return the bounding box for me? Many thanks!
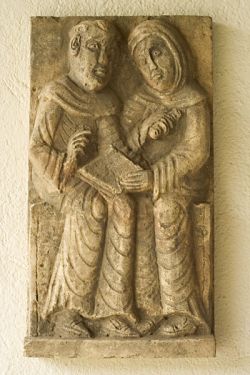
[24,335,216,358]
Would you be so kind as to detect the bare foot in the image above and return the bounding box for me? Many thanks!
[155,316,197,337]
[99,317,139,338]
[136,317,162,336]
[52,310,92,338]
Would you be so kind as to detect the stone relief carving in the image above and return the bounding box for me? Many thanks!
[26,16,214,358]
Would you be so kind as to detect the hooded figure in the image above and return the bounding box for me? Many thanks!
[121,20,211,336]
[29,20,139,338]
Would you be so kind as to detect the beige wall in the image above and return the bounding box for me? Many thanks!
[1,0,250,373]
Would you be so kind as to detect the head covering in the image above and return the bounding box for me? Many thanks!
[128,20,192,93]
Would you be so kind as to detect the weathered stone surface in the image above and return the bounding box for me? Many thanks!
[26,15,214,357]
[24,335,215,358]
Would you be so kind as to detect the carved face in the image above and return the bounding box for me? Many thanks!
[133,36,176,92]
[69,26,116,92]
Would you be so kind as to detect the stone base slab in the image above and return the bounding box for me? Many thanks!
[24,335,215,358]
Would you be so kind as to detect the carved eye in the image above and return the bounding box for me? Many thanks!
[88,42,99,51]
[151,48,161,57]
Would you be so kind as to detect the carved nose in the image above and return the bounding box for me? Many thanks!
[146,53,157,71]
[98,49,108,65]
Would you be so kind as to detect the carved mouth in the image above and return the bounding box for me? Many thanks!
[151,71,162,80]
[93,67,107,78]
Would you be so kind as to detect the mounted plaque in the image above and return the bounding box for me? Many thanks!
[25,16,214,358]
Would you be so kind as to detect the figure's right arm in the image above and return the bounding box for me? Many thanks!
[29,97,65,192]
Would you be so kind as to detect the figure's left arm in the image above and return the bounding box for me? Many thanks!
[152,100,210,200]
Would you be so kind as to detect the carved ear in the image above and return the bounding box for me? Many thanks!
[70,34,81,56]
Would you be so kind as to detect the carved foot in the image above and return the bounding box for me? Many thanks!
[155,316,197,337]
[99,317,140,338]
[135,317,163,336]
[52,310,93,338]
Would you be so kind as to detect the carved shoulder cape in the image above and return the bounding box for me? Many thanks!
[29,75,121,199]
[122,81,210,201]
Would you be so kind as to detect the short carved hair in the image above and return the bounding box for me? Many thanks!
[69,20,119,55]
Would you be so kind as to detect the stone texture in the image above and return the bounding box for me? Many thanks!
[1,0,250,373]
[24,335,215,358]
[26,15,214,357]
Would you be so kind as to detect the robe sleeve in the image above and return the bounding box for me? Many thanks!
[121,95,148,152]
[152,100,210,201]
[29,96,66,192]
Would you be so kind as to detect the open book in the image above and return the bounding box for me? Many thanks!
[77,146,143,196]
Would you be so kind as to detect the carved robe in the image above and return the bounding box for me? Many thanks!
[122,81,210,328]
[29,75,136,321]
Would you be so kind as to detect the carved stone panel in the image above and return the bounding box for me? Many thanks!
[25,16,215,358]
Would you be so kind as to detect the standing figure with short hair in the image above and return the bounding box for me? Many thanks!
[29,20,138,338]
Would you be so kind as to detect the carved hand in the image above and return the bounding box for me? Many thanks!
[141,108,183,142]
[120,170,153,193]
[139,111,169,144]
[59,129,91,192]
[148,118,169,140]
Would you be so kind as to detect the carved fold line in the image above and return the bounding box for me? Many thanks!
[101,269,126,294]
[62,261,87,298]
[63,183,88,212]
[42,251,62,317]
[58,127,69,146]
[90,192,107,223]
[74,219,102,253]
[74,229,100,268]
[162,284,193,302]
[83,188,105,233]
[44,112,54,143]
[172,154,178,189]
[161,291,193,307]
[155,213,187,241]
[75,214,102,252]
[163,270,194,295]
[63,112,77,128]
[51,152,63,180]
[163,262,192,286]
[80,185,91,212]
[38,124,49,146]
[55,93,89,113]
[61,79,90,102]
[41,145,53,177]
[75,234,99,273]
[155,231,187,255]
[61,119,74,138]
[97,287,122,312]
[157,250,190,270]
[157,204,184,229]
[187,293,204,320]
[76,212,102,245]
[104,247,124,277]
[83,212,103,235]
[110,218,132,239]
[158,253,191,273]
[63,221,98,291]
[109,237,131,258]
[66,251,94,284]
